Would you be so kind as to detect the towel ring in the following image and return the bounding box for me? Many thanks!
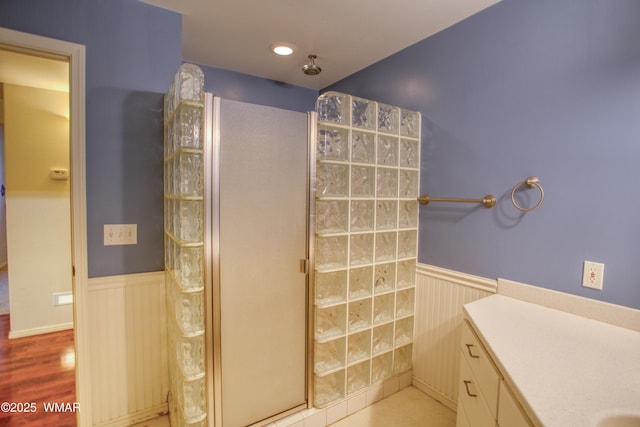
[511,176,544,212]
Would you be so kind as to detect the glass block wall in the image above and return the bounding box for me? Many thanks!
[163,63,207,427]
[313,92,421,408]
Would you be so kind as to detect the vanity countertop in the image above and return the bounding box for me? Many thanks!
[464,294,640,427]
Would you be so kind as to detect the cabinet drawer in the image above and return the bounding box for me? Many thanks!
[461,320,500,417]
[458,353,495,427]
[498,381,531,427]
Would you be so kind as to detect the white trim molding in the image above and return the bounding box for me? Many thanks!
[87,270,165,289]
[8,322,73,339]
[416,263,498,293]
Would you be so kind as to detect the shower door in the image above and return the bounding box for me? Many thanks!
[215,98,308,427]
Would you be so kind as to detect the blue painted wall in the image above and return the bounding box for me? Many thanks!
[4,0,639,310]
[196,63,318,113]
[327,0,640,309]
[0,0,182,277]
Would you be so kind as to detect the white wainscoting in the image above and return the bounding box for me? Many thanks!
[412,264,497,410]
[84,265,495,425]
[87,271,169,426]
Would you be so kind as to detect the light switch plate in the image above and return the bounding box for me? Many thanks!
[104,224,137,246]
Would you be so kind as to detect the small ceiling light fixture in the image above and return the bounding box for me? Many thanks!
[271,44,294,56]
[302,54,321,76]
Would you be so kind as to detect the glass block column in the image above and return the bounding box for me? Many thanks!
[313,92,421,408]
[163,63,207,427]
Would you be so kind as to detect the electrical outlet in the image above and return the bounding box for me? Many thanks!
[582,261,604,290]
[104,224,137,246]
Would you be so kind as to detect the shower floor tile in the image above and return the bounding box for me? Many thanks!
[329,386,456,427]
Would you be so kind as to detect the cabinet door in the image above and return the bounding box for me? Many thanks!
[458,353,496,427]
[498,381,531,427]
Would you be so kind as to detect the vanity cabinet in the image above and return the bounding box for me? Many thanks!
[456,320,532,427]
[498,382,530,427]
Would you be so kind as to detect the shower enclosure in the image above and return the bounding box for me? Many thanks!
[163,64,420,427]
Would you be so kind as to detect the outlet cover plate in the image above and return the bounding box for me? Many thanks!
[582,260,604,290]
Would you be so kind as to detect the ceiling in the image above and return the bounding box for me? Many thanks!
[139,0,500,90]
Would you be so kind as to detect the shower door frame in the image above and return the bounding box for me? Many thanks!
[203,93,317,426]
[203,92,220,427]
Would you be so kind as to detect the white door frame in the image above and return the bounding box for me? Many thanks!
[0,27,91,426]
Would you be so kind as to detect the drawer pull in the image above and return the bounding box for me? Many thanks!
[465,343,480,358]
[463,380,478,397]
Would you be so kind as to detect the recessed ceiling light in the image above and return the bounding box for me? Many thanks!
[271,44,294,56]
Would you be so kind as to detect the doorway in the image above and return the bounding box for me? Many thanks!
[0,120,6,315]
[0,27,89,426]
[0,50,73,337]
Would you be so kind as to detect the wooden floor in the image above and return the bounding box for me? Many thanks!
[0,315,76,426]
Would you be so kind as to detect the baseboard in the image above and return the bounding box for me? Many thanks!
[8,321,73,339]
[92,403,169,427]
[412,376,457,412]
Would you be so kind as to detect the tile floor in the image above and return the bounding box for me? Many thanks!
[328,387,456,427]
[130,386,456,427]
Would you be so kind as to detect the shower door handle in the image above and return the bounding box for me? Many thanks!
[300,259,310,274]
